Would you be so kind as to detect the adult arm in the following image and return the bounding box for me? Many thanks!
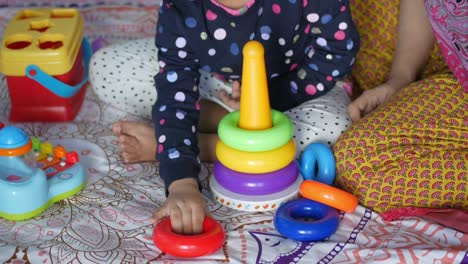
[348,0,434,122]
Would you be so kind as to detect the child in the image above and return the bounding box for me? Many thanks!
[89,0,360,235]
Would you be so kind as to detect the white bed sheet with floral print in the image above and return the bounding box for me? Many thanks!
[0,2,466,264]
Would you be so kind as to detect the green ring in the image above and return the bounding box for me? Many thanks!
[218,110,294,152]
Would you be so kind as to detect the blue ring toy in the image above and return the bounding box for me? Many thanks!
[299,143,336,185]
[274,198,340,241]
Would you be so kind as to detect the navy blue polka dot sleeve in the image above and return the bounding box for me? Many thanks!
[269,0,360,111]
[153,1,202,192]
[153,0,360,192]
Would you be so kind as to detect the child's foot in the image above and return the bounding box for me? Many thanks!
[112,121,157,163]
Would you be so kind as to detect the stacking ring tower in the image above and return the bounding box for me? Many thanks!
[210,41,302,212]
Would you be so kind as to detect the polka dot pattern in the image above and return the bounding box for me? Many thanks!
[185,17,197,28]
[206,9,217,21]
[272,4,281,14]
[89,38,158,119]
[214,28,227,40]
[285,82,352,156]
[134,0,359,189]
[175,37,186,48]
[91,39,354,195]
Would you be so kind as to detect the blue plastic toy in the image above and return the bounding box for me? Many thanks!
[299,142,336,185]
[0,124,86,221]
[274,198,340,241]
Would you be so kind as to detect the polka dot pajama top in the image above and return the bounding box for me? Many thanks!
[154,0,360,190]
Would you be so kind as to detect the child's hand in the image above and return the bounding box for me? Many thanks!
[152,178,206,235]
[218,81,241,110]
[348,80,404,122]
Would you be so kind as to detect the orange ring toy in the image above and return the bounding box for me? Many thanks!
[299,180,358,213]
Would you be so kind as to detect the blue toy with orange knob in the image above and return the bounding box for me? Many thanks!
[0,122,86,221]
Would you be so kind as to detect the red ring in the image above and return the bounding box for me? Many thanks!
[153,216,225,258]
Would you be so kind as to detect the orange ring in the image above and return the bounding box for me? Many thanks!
[299,180,358,213]
[0,139,32,156]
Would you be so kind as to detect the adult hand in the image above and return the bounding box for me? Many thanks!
[152,178,206,235]
[218,81,241,110]
[348,80,405,122]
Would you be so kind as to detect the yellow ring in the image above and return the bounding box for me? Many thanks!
[216,139,296,173]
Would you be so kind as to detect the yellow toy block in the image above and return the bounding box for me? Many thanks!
[0,8,84,76]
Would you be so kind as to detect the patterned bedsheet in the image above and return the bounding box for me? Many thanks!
[0,2,467,264]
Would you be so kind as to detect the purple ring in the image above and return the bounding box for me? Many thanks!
[213,160,299,195]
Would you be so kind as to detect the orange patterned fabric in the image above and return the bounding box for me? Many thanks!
[349,0,448,92]
[334,73,467,212]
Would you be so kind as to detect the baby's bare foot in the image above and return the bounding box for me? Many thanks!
[112,121,156,163]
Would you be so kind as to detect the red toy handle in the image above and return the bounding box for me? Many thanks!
[0,122,4,130]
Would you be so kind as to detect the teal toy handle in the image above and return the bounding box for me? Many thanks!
[25,38,92,98]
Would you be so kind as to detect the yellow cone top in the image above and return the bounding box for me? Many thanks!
[238,41,272,130]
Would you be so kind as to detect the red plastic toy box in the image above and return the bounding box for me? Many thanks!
[0,9,91,122]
